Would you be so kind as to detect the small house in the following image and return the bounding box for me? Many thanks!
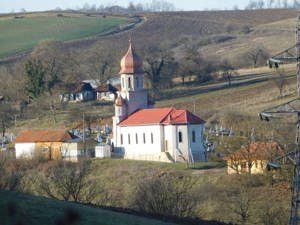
[14,130,75,159]
[14,130,96,160]
[223,142,284,175]
[73,82,95,102]
[96,83,118,102]
[60,82,95,102]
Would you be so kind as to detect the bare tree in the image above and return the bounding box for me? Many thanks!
[38,160,91,202]
[0,104,16,139]
[143,45,177,92]
[219,60,237,87]
[84,42,118,84]
[245,45,269,68]
[132,173,197,217]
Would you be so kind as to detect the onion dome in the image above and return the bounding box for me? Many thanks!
[115,95,125,107]
[119,39,143,74]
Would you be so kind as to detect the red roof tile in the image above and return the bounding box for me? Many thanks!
[223,142,284,161]
[14,130,74,143]
[118,108,205,126]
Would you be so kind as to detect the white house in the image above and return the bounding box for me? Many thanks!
[111,40,206,163]
[14,130,96,161]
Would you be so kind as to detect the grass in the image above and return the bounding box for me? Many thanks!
[0,13,134,58]
[0,190,180,225]
[157,64,297,119]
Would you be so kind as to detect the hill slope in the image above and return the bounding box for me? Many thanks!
[0,190,229,225]
[0,12,135,58]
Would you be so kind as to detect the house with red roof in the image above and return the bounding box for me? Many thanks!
[223,142,284,174]
[14,130,96,161]
[111,40,206,163]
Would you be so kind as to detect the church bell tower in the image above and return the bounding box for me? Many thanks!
[112,39,149,146]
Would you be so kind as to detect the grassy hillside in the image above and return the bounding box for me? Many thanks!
[0,158,289,225]
[95,9,296,64]
[0,190,181,225]
[0,12,134,58]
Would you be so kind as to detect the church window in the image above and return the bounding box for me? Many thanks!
[135,77,139,88]
[178,131,183,143]
[192,131,196,143]
[122,77,125,89]
[128,77,132,89]
[143,133,146,144]
[151,133,153,144]
[135,133,138,144]
[128,134,131,144]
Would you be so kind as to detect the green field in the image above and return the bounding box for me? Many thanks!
[0,13,134,58]
[0,190,179,225]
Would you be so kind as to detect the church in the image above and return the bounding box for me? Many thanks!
[111,40,206,163]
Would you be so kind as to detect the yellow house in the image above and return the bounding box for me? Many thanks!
[14,130,95,160]
[223,142,284,175]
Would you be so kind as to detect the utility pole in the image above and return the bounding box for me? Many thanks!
[83,112,86,157]
[290,11,300,225]
[261,11,300,225]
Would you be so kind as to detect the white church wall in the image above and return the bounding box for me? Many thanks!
[176,125,189,159]
[118,125,165,161]
[163,125,176,157]
[188,124,206,161]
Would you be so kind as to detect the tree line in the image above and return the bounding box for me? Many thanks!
[245,0,300,10]
[54,0,175,14]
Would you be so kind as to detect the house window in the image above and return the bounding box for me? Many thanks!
[128,77,132,89]
[241,162,247,172]
[120,134,123,145]
[128,134,131,145]
[192,130,196,143]
[143,133,146,144]
[151,133,153,144]
[135,133,138,144]
[178,131,183,143]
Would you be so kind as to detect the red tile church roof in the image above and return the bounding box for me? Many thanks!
[118,108,205,126]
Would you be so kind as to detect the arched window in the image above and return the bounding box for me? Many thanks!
[151,133,154,144]
[128,134,131,145]
[128,77,132,89]
[143,133,146,144]
[178,131,182,143]
[192,130,196,143]
[120,134,123,145]
[135,133,138,144]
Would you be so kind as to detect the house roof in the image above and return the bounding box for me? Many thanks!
[223,142,284,161]
[97,83,118,93]
[14,130,75,143]
[75,82,94,92]
[118,108,205,126]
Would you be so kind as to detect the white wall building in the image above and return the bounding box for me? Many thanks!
[111,40,206,163]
